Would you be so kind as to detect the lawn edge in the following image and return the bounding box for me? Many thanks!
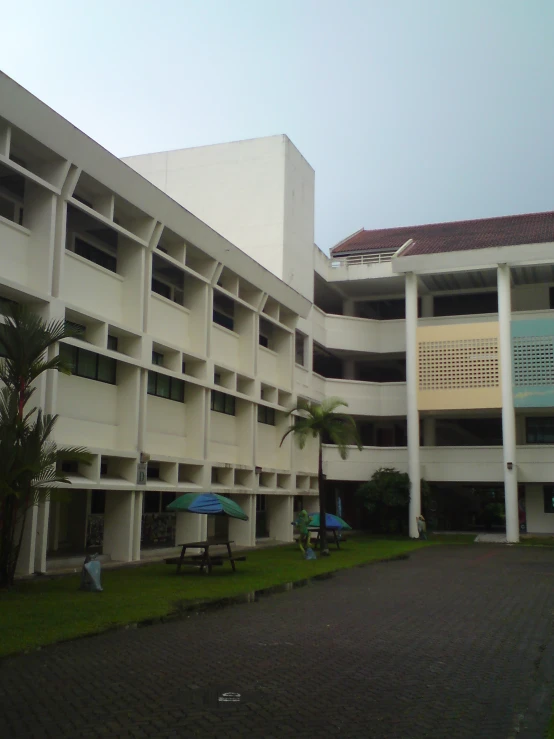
[0,551,411,662]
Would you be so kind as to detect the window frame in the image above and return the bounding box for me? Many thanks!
[59,343,117,385]
[526,417,554,444]
[257,405,276,425]
[211,389,236,416]
[147,370,185,403]
[543,485,554,514]
[70,234,118,274]
[295,330,306,366]
[213,293,235,332]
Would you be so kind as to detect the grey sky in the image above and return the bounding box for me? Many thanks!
[1,0,553,252]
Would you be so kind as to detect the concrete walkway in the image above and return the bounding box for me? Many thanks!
[1,545,554,738]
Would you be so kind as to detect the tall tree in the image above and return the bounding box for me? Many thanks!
[0,306,91,588]
[281,397,361,555]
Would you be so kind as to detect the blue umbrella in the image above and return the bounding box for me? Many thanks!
[307,512,352,530]
[166,493,249,520]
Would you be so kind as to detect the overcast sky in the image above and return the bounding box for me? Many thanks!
[1,0,553,251]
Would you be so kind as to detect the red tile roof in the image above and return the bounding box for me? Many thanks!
[330,212,554,258]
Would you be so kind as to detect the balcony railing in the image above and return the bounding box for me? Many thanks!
[330,250,397,268]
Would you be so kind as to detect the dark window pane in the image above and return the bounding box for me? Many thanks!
[156,373,170,398]
[212,390,226,413]
[97,355,116,384]
[544,486,554,513]
[295,332,305,365]
[152,351,164,366]
[91,490,106,514]
[147,370,157,395]
[259,334,269,348]
[152,278,171,299]
[74,237,117,273]
[527,417,554,444]
[59,343,77,372]
[107,335,118,351]
[77,349,97,379]
[161,492,176,510]
[144,491,160,513]
[170,379,185,402]
[225,394,236,415]
[213,310,234,331]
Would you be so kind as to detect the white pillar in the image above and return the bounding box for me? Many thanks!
[421,294,434,318]
[15,504,39,575]
[132,491,142,561]
[267,495,294,542]
[103,491,135,562]
[228,494,256,547]
[34,498,50,573]
[405,273,421,538]
[498,264,519,543]
[175,511,204,546]
[343,359,356,380]
[423,417,436,447]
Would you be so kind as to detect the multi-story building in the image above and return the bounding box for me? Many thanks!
[1,72,554,576]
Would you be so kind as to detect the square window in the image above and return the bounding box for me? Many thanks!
[156,374,170,399]
[170,379,185,402]
[544,486,554,513]
[77,349,97,380]
[97,355,116,384]
[147,370,157,395]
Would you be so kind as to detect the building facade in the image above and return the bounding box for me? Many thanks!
[2,72,554,576]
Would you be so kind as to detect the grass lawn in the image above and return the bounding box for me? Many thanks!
[518,536,554,547]
[0,537,435,658]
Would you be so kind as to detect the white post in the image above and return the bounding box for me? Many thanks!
[497,264,519,543]
[405,273,421,538]
[423,417,436,447]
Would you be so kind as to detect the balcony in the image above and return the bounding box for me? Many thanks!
[323,443,554,485]
[330,250,397,268]
[325,378,406,416]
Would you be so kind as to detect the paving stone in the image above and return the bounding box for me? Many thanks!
[1,545,554,738]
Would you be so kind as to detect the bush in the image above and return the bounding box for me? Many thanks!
[355,467,430,534]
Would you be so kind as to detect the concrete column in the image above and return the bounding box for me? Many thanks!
[15,504,39,575]
[132,491,142,561]
[343,359,356,380]
[228,494,256,547]
[423,417,436,447]
[103,491,135,562]
[405,273,421,538]
[498,264,519,543]
[34,498,50,573]
[421,294,434,318]
[175,511,204,547]
[343,299,355,317]
[267,495,294,542]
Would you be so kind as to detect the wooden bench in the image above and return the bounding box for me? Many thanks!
[216,554,247,572]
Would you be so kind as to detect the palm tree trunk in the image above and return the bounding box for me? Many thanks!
[318,442,330,556]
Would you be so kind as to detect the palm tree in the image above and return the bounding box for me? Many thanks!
[0,305,91,588]
[281,397,361,555]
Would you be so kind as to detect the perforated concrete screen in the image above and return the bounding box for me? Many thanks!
[419,337,499,390]
[512,318,554,407]
[513,337,554,386]
[417,322,502,410]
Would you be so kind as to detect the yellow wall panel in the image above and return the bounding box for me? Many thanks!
[417,321,502,410]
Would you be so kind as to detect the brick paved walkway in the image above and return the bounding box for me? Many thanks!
[1,545,554,738]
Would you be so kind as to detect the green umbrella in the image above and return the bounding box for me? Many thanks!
[307,512,352,530]
[166,492,249,520]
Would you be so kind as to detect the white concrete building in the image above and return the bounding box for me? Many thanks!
[2,71,554,576]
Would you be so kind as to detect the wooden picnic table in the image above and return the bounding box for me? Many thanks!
[166,539,246,574]
[308,527,344,550]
